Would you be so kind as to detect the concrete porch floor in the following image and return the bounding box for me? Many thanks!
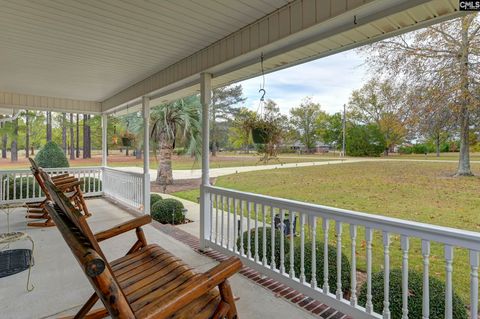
[0,198,318,319]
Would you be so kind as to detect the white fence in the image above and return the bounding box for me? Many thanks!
[202,185,480,319]
[0,167,103,204]
[103,167,144,211]
[0,167,144,212]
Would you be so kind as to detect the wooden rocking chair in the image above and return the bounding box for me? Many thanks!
[43,171,242,319]
[26,158,90,227]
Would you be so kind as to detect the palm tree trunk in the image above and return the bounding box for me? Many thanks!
[156,136,173,185]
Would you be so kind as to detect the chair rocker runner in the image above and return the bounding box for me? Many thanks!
[26,158,90,227]
[42,171,242,319]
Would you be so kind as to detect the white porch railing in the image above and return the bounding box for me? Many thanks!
[0,167,103,204]
[102,167,144,211]
[202,185,480,319]
[0,167,145,212]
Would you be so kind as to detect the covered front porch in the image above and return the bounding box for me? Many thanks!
[1,1,479,318]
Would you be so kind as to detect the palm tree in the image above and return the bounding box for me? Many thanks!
[151,96,201,185]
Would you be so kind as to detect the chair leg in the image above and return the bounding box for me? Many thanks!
[219,280,238,319]
[73,293,100,319]
[212,301,230,319]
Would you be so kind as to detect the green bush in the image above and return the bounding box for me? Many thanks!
[236,227,351,295]
[79,177,102,193]
[151,198,185,224]
[358,269,468,319]
[346,124,386,157]
[35,141,69,168]
[412,144,429,154]
[150,193,163,209]
[398,146,413,154]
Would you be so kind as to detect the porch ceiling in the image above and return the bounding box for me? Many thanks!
[0,0,463,114]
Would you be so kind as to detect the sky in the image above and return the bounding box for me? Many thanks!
[238,50,369,115]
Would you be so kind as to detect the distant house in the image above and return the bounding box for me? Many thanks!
[288,141,330,154]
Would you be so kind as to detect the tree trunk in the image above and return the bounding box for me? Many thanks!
[1,135,6,158]
[86,115,91,158]
[11,119,18,162]
[25,111,30,157]
[70,113,75,160]
[456,17,473,176]
[62,113,67,154]
[156,134,173,185]
[211,111,217,157]
[46,111,52,142]
[435,133,440,158]
[76,113,80,158]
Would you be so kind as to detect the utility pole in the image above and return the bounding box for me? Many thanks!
[342,104,346,157]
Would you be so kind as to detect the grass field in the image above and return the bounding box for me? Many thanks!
[173,161,480,303]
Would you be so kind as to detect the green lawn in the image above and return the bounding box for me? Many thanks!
[173,161,480,304]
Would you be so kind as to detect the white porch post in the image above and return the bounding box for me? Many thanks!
[200,73,212,250]
[142,96,151,215]
[101,114,108,167]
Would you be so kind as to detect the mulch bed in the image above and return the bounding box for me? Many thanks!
[151,177,216,194]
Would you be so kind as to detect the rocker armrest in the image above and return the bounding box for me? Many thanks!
[136,257,242,319]
[95,215,152,242]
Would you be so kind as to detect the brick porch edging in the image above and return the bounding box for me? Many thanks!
[151,221,351,319]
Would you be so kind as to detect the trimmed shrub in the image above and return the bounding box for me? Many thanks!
[398,146,413,154]
[346,124,386,157]
[79,177,102,193]
[412,144,429,154]
[237,227,351,296]
[358,269,468,319]
[151,198,185,225]
[150,193,163,209]
[35,141,69,168]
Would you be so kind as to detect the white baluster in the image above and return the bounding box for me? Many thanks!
[401,235,409,319]
[383,232,391,319]
[226,197,231,250]
[470,250,479,319]
[254,203,259,263]
[262,204,267,267]
[300,213,306,284]
[323,218,330,294]
[336,221,343,300]
[247,202,252,259]
[279,209,285,274]
[209,193,213,242]
[422,240,430,319]
[215,194,219,244]
[220,195,225,247]
[289,211,295,279]
[271,207,276,270]
[350,224,357,306]
[311,216,317,288]
[444,245,453,319]
[365,228,374,313]
[233,198,238,253]
[239,200,245,256]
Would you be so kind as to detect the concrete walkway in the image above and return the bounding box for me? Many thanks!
[118,159,356,181]
[116,156,480,182]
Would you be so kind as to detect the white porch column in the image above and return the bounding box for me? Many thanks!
[142,96,151,215]
[101,114,108,167]
[200,73,212,250]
